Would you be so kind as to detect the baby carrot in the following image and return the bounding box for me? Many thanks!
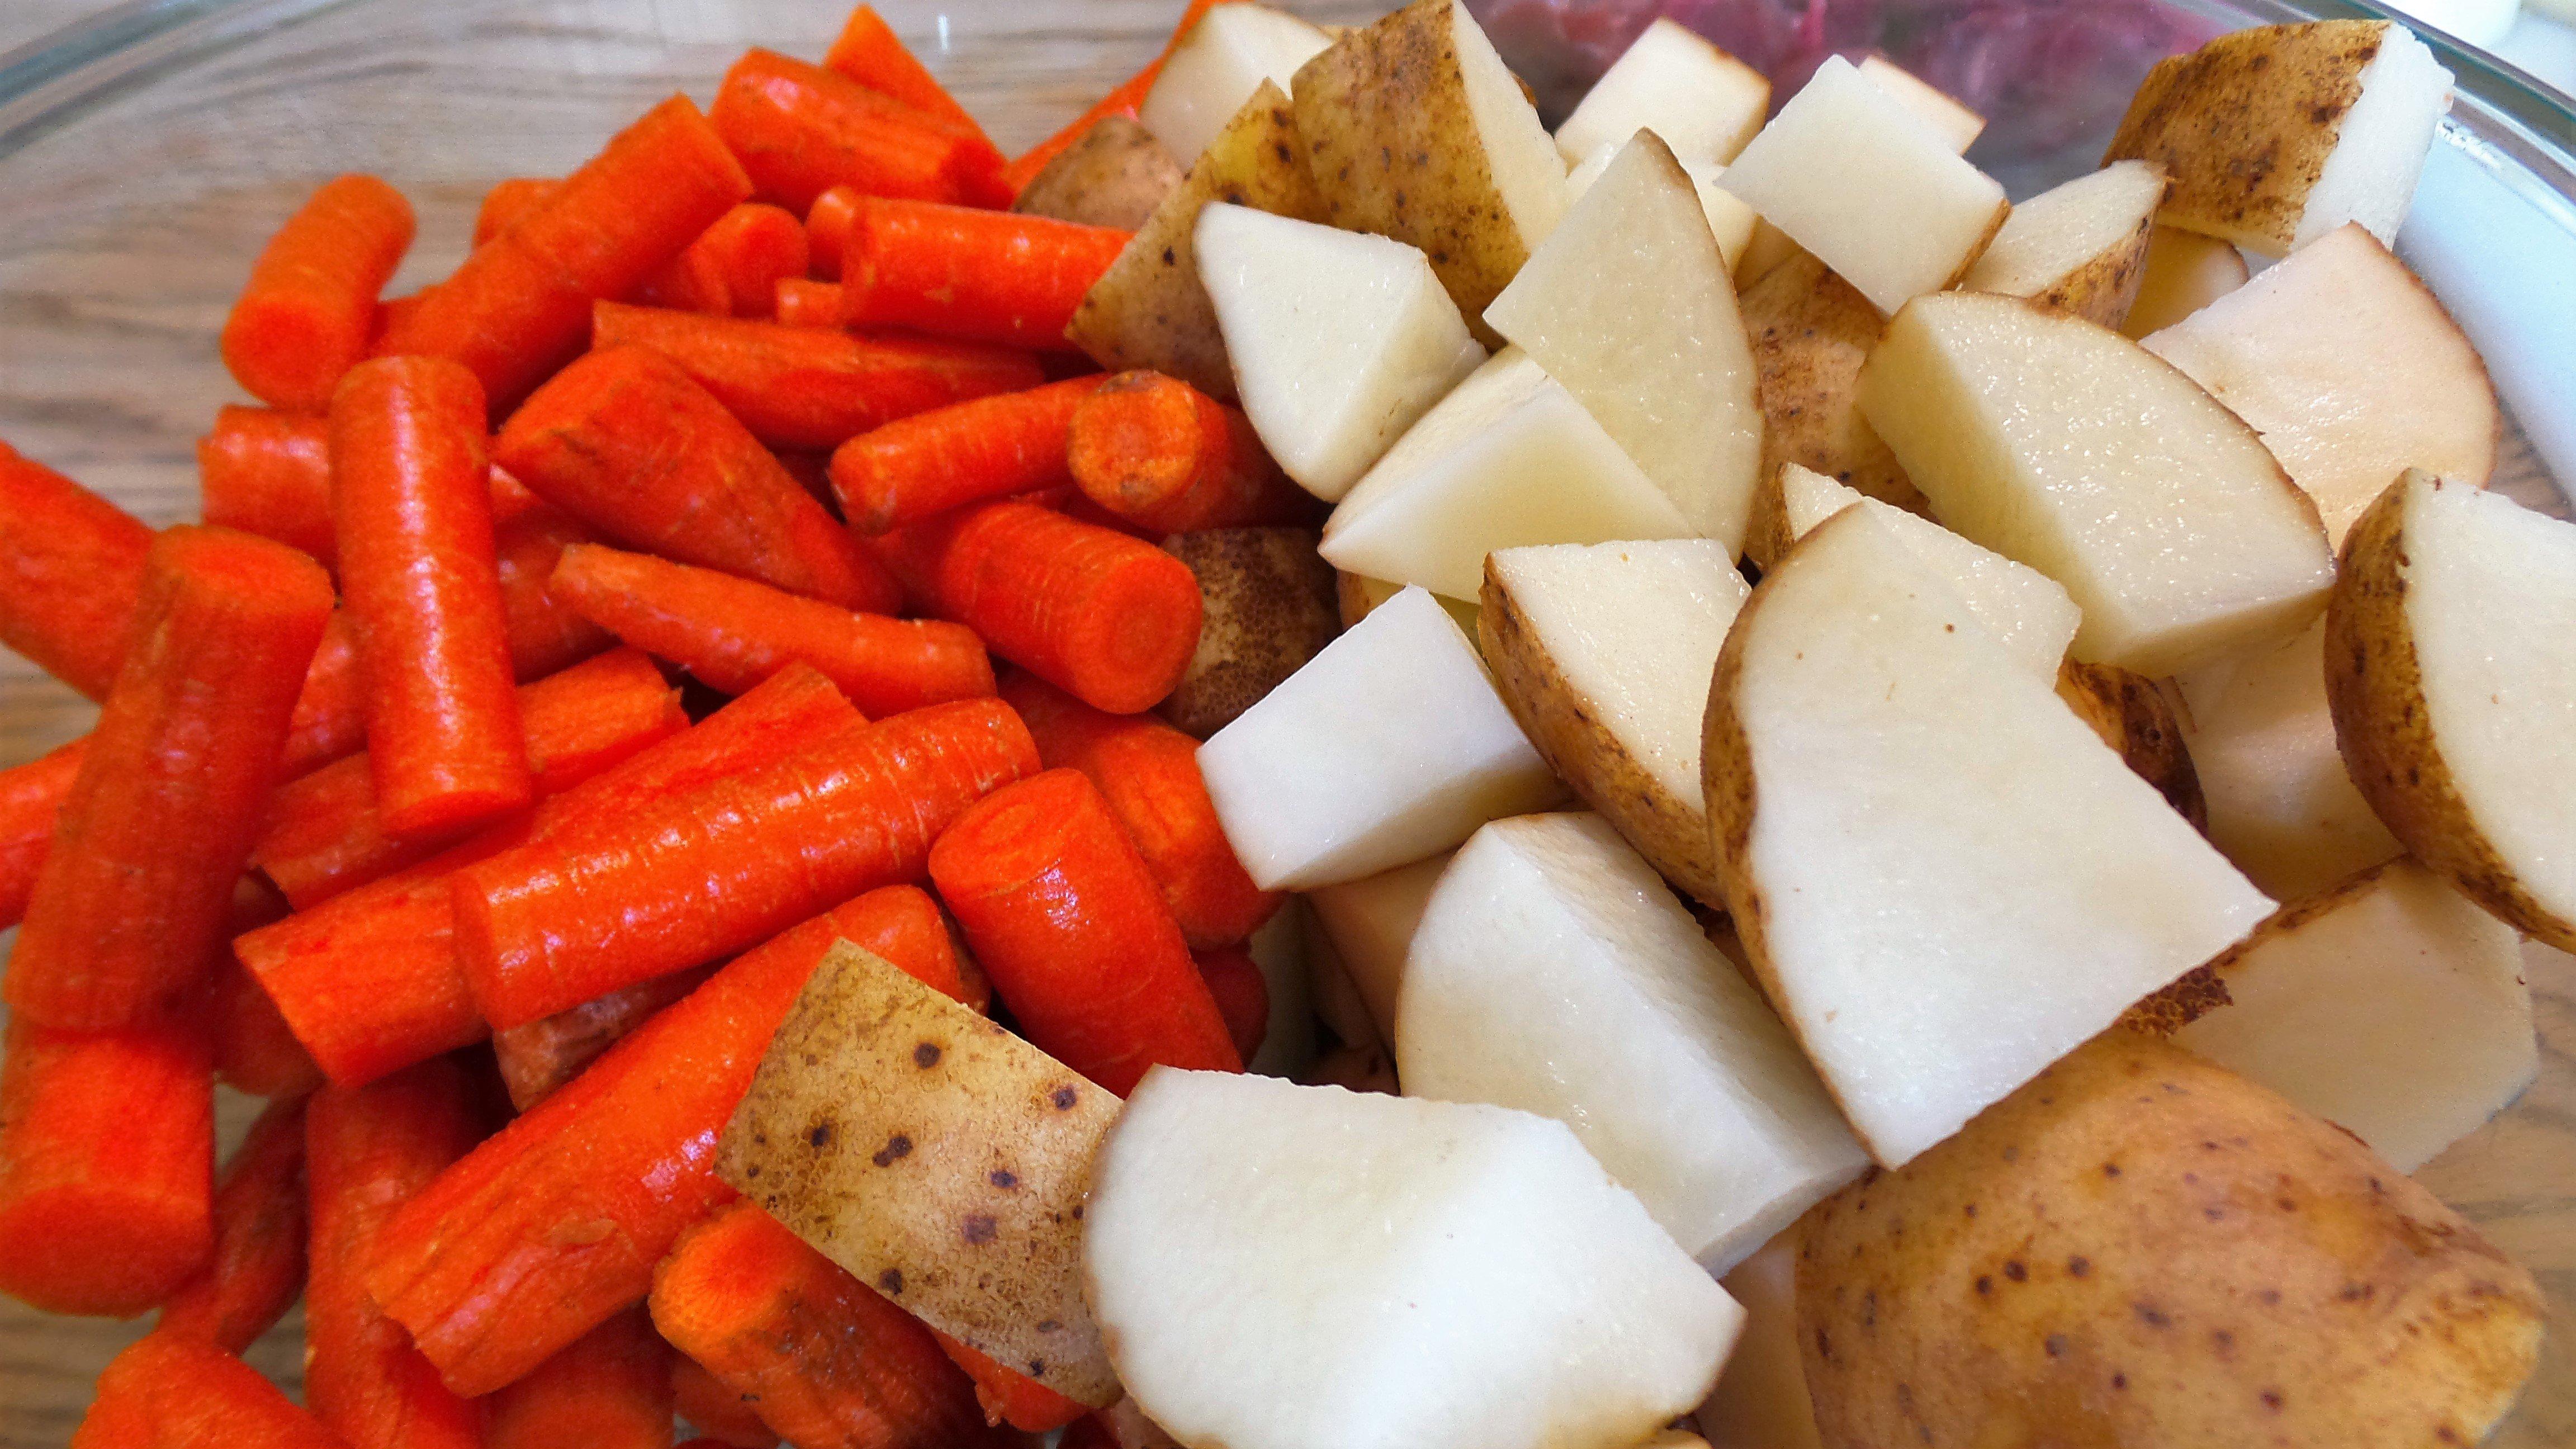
[212,953,325,1100]
[820,7,1012,207]
[305,1059,486,1449]
[712,49,984,214]
[7,528,333,1030]
[497,345,900,613]
[549,543,992,716]
[0,1013,213,1317]
[475,176,558,246]
[932,1330,1090,1434]
[591,301,1044,450]
[221,175,415,411]
[285,614,370,775]
[157,1094,309,1353]
[332,356,529,839]
[929,768,1241,1095]
[0,442,155,701]
[487,1306,675,1449]
[830,376,1105,533]
[869,500,1202,713]
[807,186,861,278]
[0,737,82,929]
[998,672,1280,949]
[775,278,846,328]
[199,405,339,568]
[1067,371,1312,533]
[642,203,811,318]
[380,96,752,408]
[1195,946,1270,1062]
[73,1332,347,1449]
[454,697,1036,1029]
[492,964,716,1112]
[649,1202,1002,1449]
[490,472,617,680]
[842,198,1130,349]
[673,1352,779,1448]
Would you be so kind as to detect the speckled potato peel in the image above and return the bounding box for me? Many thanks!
[1157,528,1340,739]
[1012,115,1186,231]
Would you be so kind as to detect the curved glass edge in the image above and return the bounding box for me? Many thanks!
[0,0,348,158]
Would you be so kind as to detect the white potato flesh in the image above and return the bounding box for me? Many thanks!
[1488,134,1763,550]
[1397,813,1867,1270]
[1859,290,2334,676]
[1855,55,1985,153]
[1554,18,1770,165]
[2179,859,2535,1171]
[1139,4,1331,169]
[2299,23,2450,249]
[1449,0,1573,254]
[1960,160,2165,301]
[1320,349,1694,600]
[1197,203,1487,503]
[1306,849,1455,1040]
[1087,1069,1742,1449]
[2175,617,2401,900]
[1720,510,2274,1164]
[2119,225,2249,338]
[1718,57,2009,314]
[1765,463,2078,678]
[2143,222,2495,544]
[1700,1234,1824,1449]
[1565,143,1758,273]
[1199,586,1559,891]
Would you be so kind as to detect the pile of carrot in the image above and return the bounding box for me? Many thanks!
[0,2,1326,1444]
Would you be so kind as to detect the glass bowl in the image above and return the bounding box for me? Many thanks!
[0,1,2566,1444]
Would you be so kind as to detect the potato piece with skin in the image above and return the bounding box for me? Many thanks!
[1564,143,1757,275]
[2327,471,2576,951]
[1067,82,1325,400]
[1554,19,1769,165]
[1138,4,1330,171]
[2104,19,2452,254]
[1337,570,1480,638]
[1700,1233,1823,1449]
[1960,160,2165,328]
[1741,254,1923,513]
[2056,659,2206,830]
[1156,528,1339,740]
[1291,0,1569,342]
[1011,116,1185,232]
[716,943,1121,1407]
[1795,1031,2545,1449]
[2119,225,2249,338]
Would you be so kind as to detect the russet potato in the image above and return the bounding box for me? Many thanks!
[1155,527,1340,740]
[1011,115,1185,231]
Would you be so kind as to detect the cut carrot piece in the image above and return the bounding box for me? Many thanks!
[712,49,983,214]
[380,96,752,408]
[830,376,1105,533]
[929,768,1240,1095]
[474,177,557,247]
[7,528,333,1030]
[806,186,861,279]
[650,1202,1002,1449]
[673,1351,780,1448]
[199,405,339,568]
[157,1094,309,1353]
[842,199,1129,349]
[221,175,415,411]
[549,544,992,716]
[285,614,370,776]
[73,1332,347,1449]
[774,278,846,328]
[305,1059,486,1449]
[0,737,83,929]
[820,7,1011,207]
[591,300,1041,450]
[1195,946,1270,1062]
[997,0,1237,195]
[643,203,811,318]
[492,964,716,1112]
[238,665,861,1090]
[212,951,325,1100]
[497,345,899,613]
[932,1329,1090,1434]
[1067,371,1311,533]
[487,1306,675,1449]
[0,1014,213,1317]
[455,697,1036,1029]
[869,500,1201,713]
[998,672,1279,949]
[252,647,684,909]
[332,356,528,840]
[489,472,617,680]
[0,442,155,702]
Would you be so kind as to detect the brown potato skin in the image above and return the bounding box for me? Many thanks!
[2057,659,2208,832]
[2324,473,2576,950]
[1480,555,1726,908]
[1739,463,1815,574]
[1157,527,1340,739]
[2103,20,2389,254]
[2029,203,2158,330]
[1797,1031,2545,1449]
[1066,82,1326,399]
[1012,115,1185,232]
[1742,253,1925,512]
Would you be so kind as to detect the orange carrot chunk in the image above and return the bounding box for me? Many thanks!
[712,49,985,214]
[455,697,1036,1030]
[673,1351,780,1448]
[7,528,333,1030]
[0,1014,213,1318]
[643,203,811,318]
[157,1094,309,1353]
[549,543,992,716]
[305,1059,486,1449]
[650,1202,1003,1449]
[931,1329,1091,1434]
[0,442,156,702]
[1195,946,1271,1062]
[379,96,752,409]
[221,176,416,411]
[1067,371,1313,533]
[491,964,716,1112]
[830,376,1106,534]
[487,1306,676,1449]
[774,278,847,328]
[1000,672,1280,949]
[252,647,684,909]
[820,882,984,1010]
[199,405,340,569]
[212,951,325,1101]
[497,345,899,613]
[591,301,1042,450]
[870,500,1201,713]
[489,472,618,679]
[929,768,1242,1095]
[73,1332,349,1449]
[806,186,862,279]
[0,738,83,930]
[474,177,558,247]
[821,7,1012,207]
[842,198,1128,349]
